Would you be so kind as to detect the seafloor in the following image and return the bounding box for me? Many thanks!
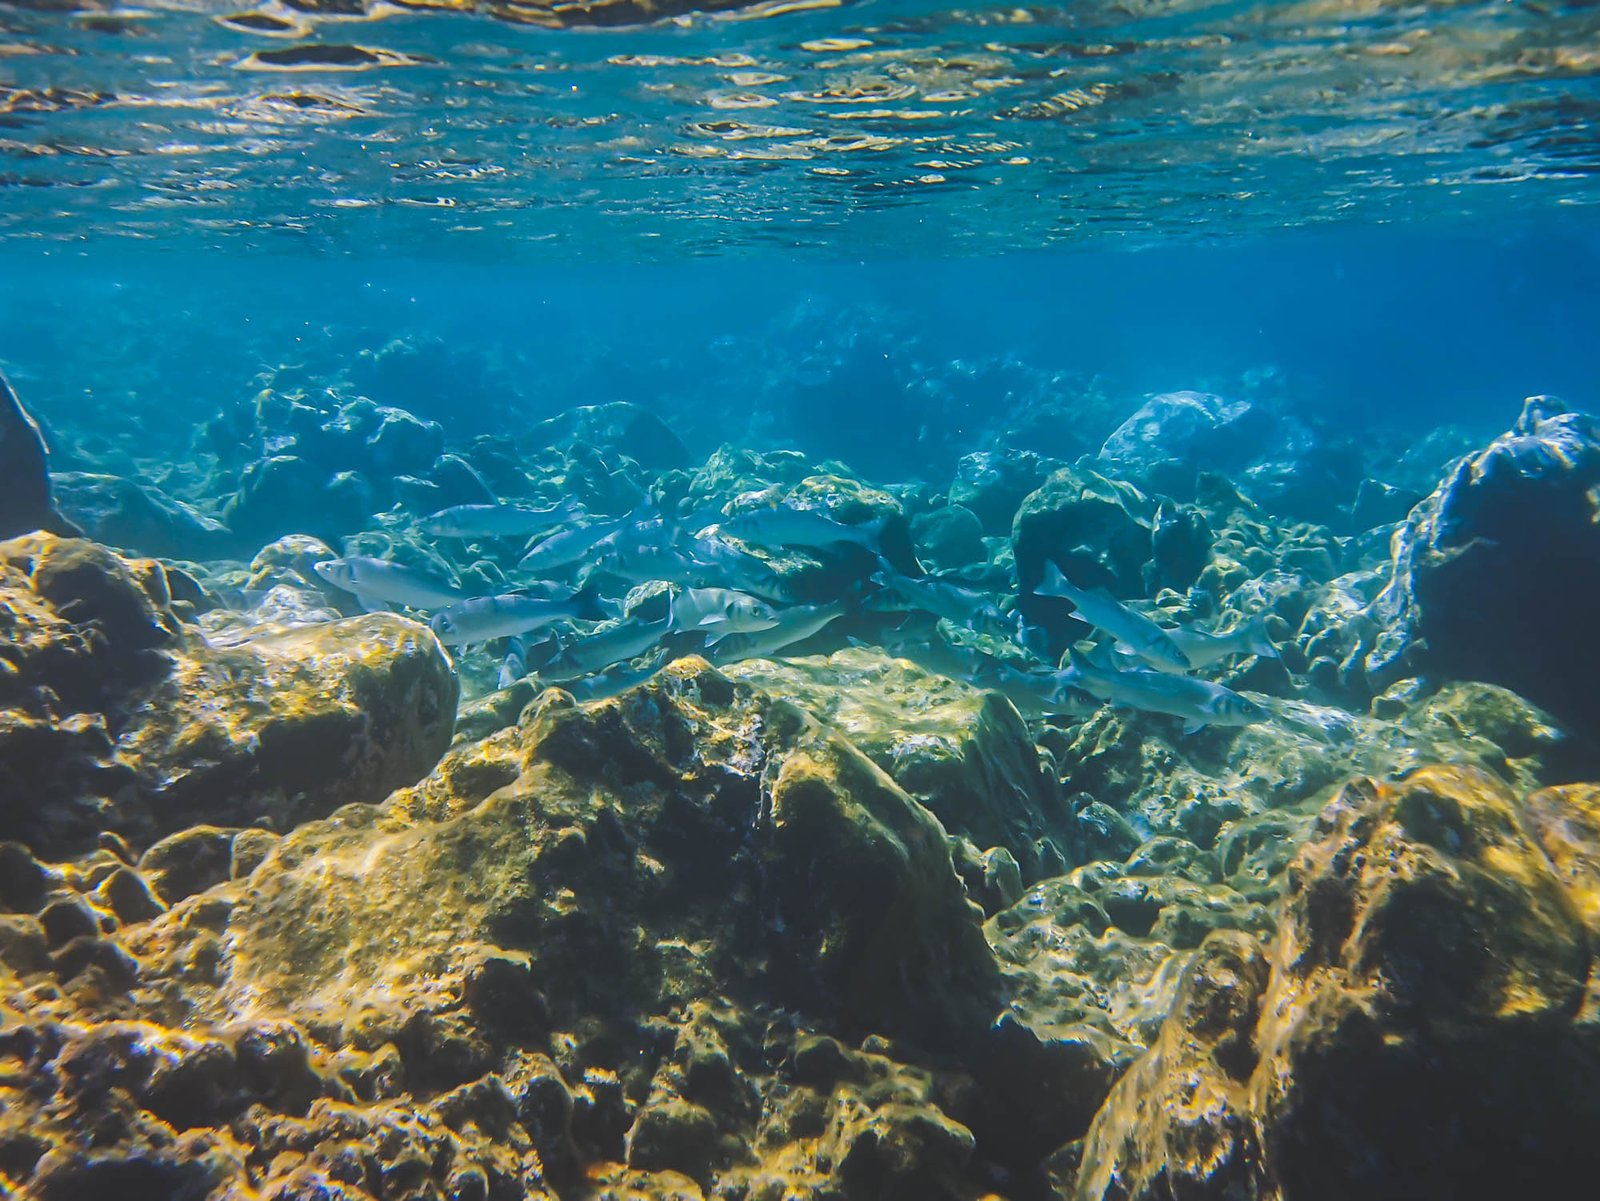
[4,365,1600,1201]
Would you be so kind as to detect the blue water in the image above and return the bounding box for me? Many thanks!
[5,218,1599,480]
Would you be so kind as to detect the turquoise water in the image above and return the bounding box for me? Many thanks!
[7,3,1600,1197]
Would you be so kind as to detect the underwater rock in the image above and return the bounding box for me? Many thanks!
[222,453,376,548]
[1364,396,1600,736]
[912,503,986,568]
[1070,764,1600,1201]
[949,449,1059,535]
[0,656,1041,1200]
[527,400,689,471]
[0,368,80,541]
[0,533,457,856]
[1011,464,1153,598]
[724,647,1074,890]
[51,471,232,561]
[216,389,455,545]
[1096,390,1259,497]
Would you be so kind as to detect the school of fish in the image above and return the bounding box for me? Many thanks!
[310,496,1279,731]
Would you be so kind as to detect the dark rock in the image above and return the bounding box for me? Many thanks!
[0,369,80,541]
[527,401,689,471]
[139,826,238,905]
[51,472,231,561]
[1367,397,1600,736]
[911,504,986,568]
[92,866,166,924]
[1347,476,1423,531]
[0,841,52,912]
[1147,499,1212,592]
[949,450,1058,534]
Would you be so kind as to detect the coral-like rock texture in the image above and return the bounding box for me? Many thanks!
[0,533,457,856]
[1072,764,1600,1201]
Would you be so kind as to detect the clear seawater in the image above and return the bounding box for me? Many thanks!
[2,0,1597,461]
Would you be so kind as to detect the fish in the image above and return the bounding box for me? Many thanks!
[497,636,528,690]
[1062,648,1267,733]
[869,618,997,682]
[687,531,790,600]
[670,587,779,635]
[420,497,582,539]
[518,517,623,573]
[313,556,464,609]
[592,530,708,586]
[1035,561,1191,673]
[721,506,885,553]
[1166,616,1278,671]
[977,661,1081,719]
[707,600,846,662]
[559,649,673,702]
[867,567,1013,639]
[541,614,673,680]
[429,585,609,646]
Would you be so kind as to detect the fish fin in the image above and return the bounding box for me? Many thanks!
[569,583,614,622]
[354,593,390,615]
[1246,616,1280,659]
[1035,560,1076,599]
[1182,719,1206,735]
[1082,642,1120,672]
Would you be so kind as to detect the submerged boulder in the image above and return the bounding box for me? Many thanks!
[1364,396,1600,736]
[1070,765,1600,1201]
[52,471,232,561]
[0,369,80,541]
[1096,390,1259,497]
[724,647,1074,894]
[0,533,457,856]
[0,657,1025,1200]
[526,400,689,471]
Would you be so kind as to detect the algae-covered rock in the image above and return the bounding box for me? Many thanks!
[724,648,1073,888]
[0,656,1027,1200]
[0,533,457,856]
[1071,765,1600,1201]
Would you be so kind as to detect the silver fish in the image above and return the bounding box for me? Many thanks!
[1062,649,1266,733]
[707,601,846,663]
[721,506,885,553]
[868,568,1012,638]
[1166,617,1277,671]
[497,636,528,690]
[430,586,606,646]
[1036,561,1191,673]
[313,556,463,609]
[670,587,779,635]
[421,497,582,539]
[560,649,673,702]
[518,518,622,573]
[541,615,673,680]
[688,531,790,600]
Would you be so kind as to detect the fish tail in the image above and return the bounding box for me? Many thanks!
[1245,616,1279,658]
[570,583,615,622]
